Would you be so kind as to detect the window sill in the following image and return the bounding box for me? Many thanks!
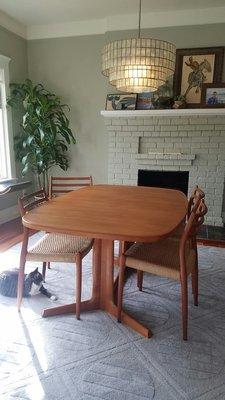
[0,179,31,195]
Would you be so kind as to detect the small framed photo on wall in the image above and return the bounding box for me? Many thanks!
[173,47,224,108]
[201,83,225,108]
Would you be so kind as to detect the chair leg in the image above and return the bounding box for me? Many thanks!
[42,262,47,281]
[17,228,29,311]
[117,255,126,322]
[75,253,82,320]
[137,270,143,291]
[191,241,198,306]
[192,263,198,306]
[47,262,51,269]
[181,276,188,341]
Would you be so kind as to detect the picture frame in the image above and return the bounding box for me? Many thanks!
[201,83,225,108]
[173,47,224,108]
[105,93,137,110]
[136,92,156,110]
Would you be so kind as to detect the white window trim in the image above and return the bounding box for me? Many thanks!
[0,54,16,182]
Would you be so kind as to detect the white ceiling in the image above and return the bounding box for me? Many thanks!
[0,0,225,39]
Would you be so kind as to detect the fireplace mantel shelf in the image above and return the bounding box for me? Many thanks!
[136,153,195,161]
[101,109,225,117]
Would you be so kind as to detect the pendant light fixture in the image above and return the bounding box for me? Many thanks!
[101,0,176,93]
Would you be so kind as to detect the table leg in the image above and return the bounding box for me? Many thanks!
[42,238,152,338]
[100,239,152,339]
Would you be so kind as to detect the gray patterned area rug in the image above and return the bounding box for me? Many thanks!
[0,233,225,400]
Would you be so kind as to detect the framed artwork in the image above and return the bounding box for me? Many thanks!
[201,83,225,108]
[173,47,224,108]
[136,92,156,110]
[105,93,137,110]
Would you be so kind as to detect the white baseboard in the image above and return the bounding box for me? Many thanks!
[0,204,20,224]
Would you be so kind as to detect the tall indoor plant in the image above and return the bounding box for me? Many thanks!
[7,79,75,192]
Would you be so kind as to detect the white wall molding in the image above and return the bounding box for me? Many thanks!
[106,7,225,33]
[27,18,107,40]
[1,4,225,40]
[27,6,225,40]
[0,204,19,224]
[0,10,26,39]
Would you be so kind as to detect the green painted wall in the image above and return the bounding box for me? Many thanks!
[28,34,108,184]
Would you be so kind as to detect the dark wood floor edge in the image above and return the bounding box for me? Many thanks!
[197,238,225,248]
[0,217,36,253]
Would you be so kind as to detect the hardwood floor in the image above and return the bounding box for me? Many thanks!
[0,218,35,252]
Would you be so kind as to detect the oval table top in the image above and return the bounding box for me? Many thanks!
[22,185,187,242]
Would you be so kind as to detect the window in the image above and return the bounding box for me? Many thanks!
[0,55,15,181]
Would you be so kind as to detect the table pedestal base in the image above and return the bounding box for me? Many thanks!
[42,239,152,338]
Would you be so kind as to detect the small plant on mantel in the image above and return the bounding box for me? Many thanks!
[7,79,75,193]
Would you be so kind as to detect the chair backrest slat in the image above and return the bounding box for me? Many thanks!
[49,175,93,198]
[52,183,91,187]
[51,176,92,181]
[18,188,48,217]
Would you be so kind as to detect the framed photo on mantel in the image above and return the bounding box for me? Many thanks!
[201,83,225,108]
[173,47,224,108]
[105,93,137,110]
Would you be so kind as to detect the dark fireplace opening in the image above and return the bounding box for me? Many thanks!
[138,169,189,195]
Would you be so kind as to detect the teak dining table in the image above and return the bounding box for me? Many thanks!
[22,184,187,338]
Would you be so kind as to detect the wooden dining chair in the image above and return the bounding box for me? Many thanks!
[17,188,93,319]
[117,196,207,341]
[47,175,93,271]
[136,185,205,292]
[49,175,93,198]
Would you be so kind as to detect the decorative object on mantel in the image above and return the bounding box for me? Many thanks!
[101,0,176,93]
[201,83,225,108]
[173,47,224,108]
[136,77,175,110]
[105,93,137,110]
[153,96,174,110]
[173,95,186,109]
[154,77,175,109]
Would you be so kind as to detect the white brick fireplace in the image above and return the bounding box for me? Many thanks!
[101,109,225,226]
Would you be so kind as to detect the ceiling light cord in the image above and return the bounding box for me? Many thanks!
[138,0,142,38]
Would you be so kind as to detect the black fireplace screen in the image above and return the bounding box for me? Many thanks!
[138,170,189,195]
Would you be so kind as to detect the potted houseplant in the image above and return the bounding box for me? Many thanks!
[7,79,75,193]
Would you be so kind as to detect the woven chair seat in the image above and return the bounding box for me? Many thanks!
[26,233,93,263]
[125,238,196,280]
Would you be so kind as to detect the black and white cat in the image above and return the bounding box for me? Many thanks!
[0,267,57,301]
